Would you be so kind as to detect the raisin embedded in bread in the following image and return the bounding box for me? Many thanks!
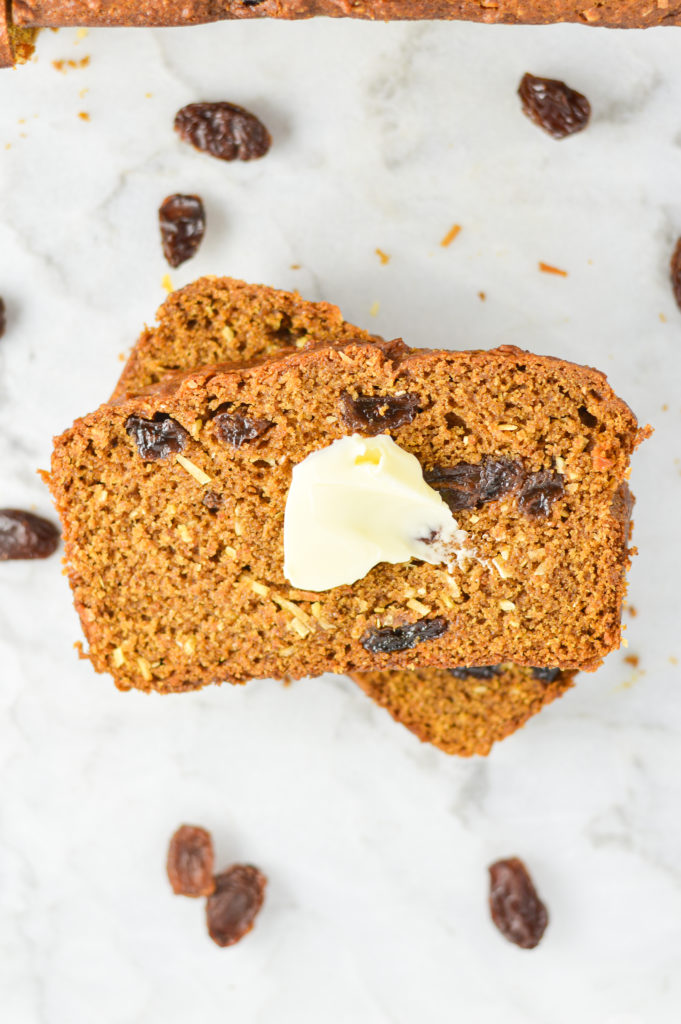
[350,664,576,757]
[49,335,646,693]
[113,276,375,401]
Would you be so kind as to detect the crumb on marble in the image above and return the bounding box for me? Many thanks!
[75,28,89,41]
[369,301,380,317]
[78,111,90,121]
[627,605,638,618]
[440,224,461,247]
[290,263,301,270]
[478,291,486,301]
[539,261,568,277]
[624,654,639,668]
[52,56,90,72]
[375,248,390,265]
[162,274,173,294]
[660,313,667,323]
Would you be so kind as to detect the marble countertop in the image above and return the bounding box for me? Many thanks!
[1,19,681,1024]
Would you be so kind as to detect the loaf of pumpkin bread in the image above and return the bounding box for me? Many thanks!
[49,319,645,693]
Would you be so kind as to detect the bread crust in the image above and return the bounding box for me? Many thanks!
[12,0,681,30]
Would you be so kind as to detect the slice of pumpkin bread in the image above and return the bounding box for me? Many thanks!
[113,276,375,400]
[113,284,579,757]
[350,664,576,757]
[49,334,645,693]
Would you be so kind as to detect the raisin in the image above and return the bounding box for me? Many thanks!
[213,408,274,448]
[517,470,564,518]
[670,237,681,313]
[518,73,591,140]
[0,296,6,339]
[531,667,561,683]
[159,194,206,269]
[174,102,271,162]
[202,490,224,512]
[340,391,420,435]
[0,509,60,561]
[449,665,502,680]
[488,857,549,949]
[167,825,215,898]
[206,864,267,947]
[125,413,189,461]
[425,457,524,513]
[362,617,448,654]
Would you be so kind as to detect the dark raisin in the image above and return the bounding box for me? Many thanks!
[518,73,591,140]
[206,864,267,947]
[449,665,502,681]
[167,825,215,898]
[0,509,60,561]
[488,857,549,949]
[174,102,271,162]
[577,405,598,429]
[517,470,564,518]
[670,237,681,313]
[0,296,6,339]
[159,194,206,269]
[362,617,448,654]
[340,391,420,435]
[213,408,274,448]
[125,413,189,461]
[531,667,561,683]
[202,490,224,512]
[425,457,524,513]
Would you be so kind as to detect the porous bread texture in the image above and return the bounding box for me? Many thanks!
[350,665,576,757]
[50,336,645,693]
[113,276,375,400]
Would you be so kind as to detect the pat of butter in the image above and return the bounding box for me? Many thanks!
[283,434,470,591]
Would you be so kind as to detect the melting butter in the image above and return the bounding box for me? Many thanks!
[283,434,471,592]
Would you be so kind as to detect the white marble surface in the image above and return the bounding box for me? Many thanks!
[1,18,681,1024]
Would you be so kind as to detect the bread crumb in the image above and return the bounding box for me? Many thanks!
[162,274,173,294]
[75,28,89,40]
[478,291,486,301]
[624,654,639,668]
[539,261,568,277]
[375,248,390,265]
[660,313,667,323]
[78,111,90,121]
[369,301,380,317]
[440,224,461,247]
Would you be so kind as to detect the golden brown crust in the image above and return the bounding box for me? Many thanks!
[12,0,681,30]
[50,331,643,693]
[113,276,375,402]
[351,664,576,756]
